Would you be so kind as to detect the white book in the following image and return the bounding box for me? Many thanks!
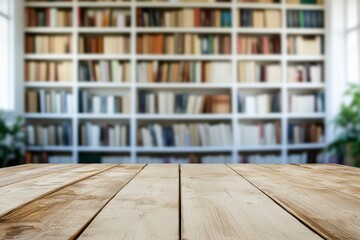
[27,125,35,145]
[109,127,115,147]
[115,125,121,146]
[91,125,100,147]
[92,96,101,114]
[48,125,55,146]
[121,125,127,146]
[66,94,72,114]
[154,124,163,147]
[55,92,61,114]
[117,13,125,27]
[107,95,115,114]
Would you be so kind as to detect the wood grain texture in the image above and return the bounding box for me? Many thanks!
[0,164,145,240]
[298,164,360,178]
[229,164,360,240]
[78,164,179,240]
[263,164,360,199]
[181,164,321,240]
[0,164,44,176]
[0,164,116,218]
[0,164,78,187]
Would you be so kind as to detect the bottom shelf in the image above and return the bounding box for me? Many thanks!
[24,147,330,164]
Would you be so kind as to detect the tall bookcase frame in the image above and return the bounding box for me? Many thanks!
[22,0,329,164]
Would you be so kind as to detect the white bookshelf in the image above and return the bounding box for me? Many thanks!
[22,0,328,164]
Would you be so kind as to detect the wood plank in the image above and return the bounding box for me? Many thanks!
[298,164,360,178]
[0,164,117,218]
[0,164,45,176]
[0,164,145,240]
[229,164,360,240]
[263,164,360,199]
[0,164,82,187]
[181,164,321,240]
[78,164,179,240]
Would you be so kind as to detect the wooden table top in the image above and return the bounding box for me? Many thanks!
[0,164,359,240]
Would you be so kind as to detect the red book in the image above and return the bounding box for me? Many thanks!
[45,8,50,27]
[237,36,242,54]
[78,7,82,27]
[251,39,257,54]
[194,8,201,27]
[262,36,269,54]
[273,36,281,54]
[259,121,264,144]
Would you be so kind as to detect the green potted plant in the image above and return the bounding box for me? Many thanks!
[327,83,360,167]
[0,113,26,167]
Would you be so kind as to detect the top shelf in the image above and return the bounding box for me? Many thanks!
[25,1,325,10]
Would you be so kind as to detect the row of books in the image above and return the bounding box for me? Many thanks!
[25,35,72,54]
[287,64,322,83]
[26,123,72,146]
[26,90,73,113]
[287,35,324,55]
[136,8,232,27]
[79,122,129,146]
[287,0,323,4]
[239,151,326,164]
[138,123,232,147]
[288,122,324,144]
[289,92,325,113]
[78,90,131,114]
[137,34,231,54]
[238,92,281,114]
[287,10,324,28]
[79,9,131,27]
[78,35,130,54]
[25,61,72,82]
[238,121,281,146]
[137,61,232,83]
[138,91,231,114]
[26,8,72,27]
[237,35,281,54]
[288,151,326,164]
[79,61,131,82]
[239,154,282,164]
[101,156,131,164]
[239,9,281,28]
[239,0,279,3]
[137,155,232,164]
[24,152,72,164]
[238,62,281,83]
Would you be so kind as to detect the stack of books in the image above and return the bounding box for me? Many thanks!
[137,34,231,54]
[138,122,232,147]
[238,92,281,113]
[237,35,281,54]
[26,89,73,113]
[26,122,72,146]
[79,60,131,82]
[79,90,131,114]
[79,122,129,147]
[137,61,232,83]
[78,35,130,54]
[25,61,72,82]
[238,121,281,146]
[137,8,232,27]
[289,92,325,113]
[238,62,281,83]
[25,35,72,54]
[138,91,231,114]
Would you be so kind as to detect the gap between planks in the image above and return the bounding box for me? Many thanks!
[0,164,119,218]
[260,164,360,199]
[0,164,147,240]
[227,164,360,240]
